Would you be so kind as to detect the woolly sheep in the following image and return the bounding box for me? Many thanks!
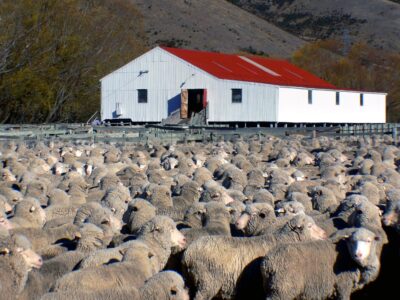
[9,197,46,229]
[183,214,326,300]
[261,228,383,300]
[52,241,159,293]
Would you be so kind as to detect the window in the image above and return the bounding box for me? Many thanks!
[360,94,364,106]
[336,92,340,105]
[138,89,148,103]
[232,89,242,103]
[308,90,313,104]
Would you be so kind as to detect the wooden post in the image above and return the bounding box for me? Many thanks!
[393,127,397,145]
[180,89,188,119]
[312,130,317,139]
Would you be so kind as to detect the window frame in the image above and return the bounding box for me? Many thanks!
[231,89,242,104]
[336,92,340,105]
[138,89,148,103]
[308,90,313,104]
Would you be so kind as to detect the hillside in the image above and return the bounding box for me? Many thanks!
[229,0,400,52]
[130,0,305,57]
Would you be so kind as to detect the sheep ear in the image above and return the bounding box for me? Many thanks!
[0,247,10,255]
[330,228,356,243]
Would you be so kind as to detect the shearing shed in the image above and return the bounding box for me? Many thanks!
[100,46,386,125]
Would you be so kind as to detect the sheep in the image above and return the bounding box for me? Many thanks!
[52,241,159,293]
[287,183,312,200]
[42,271,188,300]
[235,203,278,236]
[180,201,231,245]
[138,216,186,269]
[216,164,247,191]
[251,189,275,206]
[261,228,383,300]
[183,214,326,300]
[80,212,186,270]
[311,186,339,214]
[100,187,131,220]
[1,168,17,183]
[10,223,80,258]
[226,200,246,227]
[73,202,122,234]
[145,184,173,209]
[139,271,189,300]
[20,224,111,299]
[0,186,24,206]
[174,181,201,208]
[9,197,46,229]
[127,198,157,234]
[382,199,400,231]
[201,180,234,205]
[181,203,206,229]
[0,212,13,238]
[0,234,43,297]
[0,194,13,214]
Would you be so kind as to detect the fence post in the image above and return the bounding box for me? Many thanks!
[312,130,317,139]
[393,127,397,145]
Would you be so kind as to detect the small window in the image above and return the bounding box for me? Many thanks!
[138,89,148,103]
[232,89,242,103]
[336,92,340,105]
[360,94,364,106]
[308,90,313,104]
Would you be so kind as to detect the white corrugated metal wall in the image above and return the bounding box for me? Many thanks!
[277,87,386,123]
[101,47,385,124]
[101,47,279,123]
[207,80,278,122]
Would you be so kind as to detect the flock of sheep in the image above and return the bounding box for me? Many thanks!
[0,133,399,299]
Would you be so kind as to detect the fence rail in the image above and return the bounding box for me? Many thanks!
[0,123,398,144]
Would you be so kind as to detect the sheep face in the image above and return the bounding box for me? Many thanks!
[183,204,206,229]
[171,227,186,249]
[84,164,93,176]
[287,215,327,241]
[236,203,275,235]
[346,229,379,267]
[382,200,400,228]
[275,201,305,217]
[0,215,13,230]
[14,199,46,227]
[141,217,186,250]
[18,247,43,270]
[1,169,16,182]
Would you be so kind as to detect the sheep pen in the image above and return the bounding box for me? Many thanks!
[0,132,399,300]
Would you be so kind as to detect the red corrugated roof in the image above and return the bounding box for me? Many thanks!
[161,46,337,90]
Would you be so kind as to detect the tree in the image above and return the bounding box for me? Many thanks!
[0,0,146,123]
[292,39,400,122]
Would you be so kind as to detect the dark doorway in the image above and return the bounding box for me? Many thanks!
[188,89,204,117]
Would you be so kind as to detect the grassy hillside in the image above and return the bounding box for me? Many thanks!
[229,0,400,52]
[131,0,305,57]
